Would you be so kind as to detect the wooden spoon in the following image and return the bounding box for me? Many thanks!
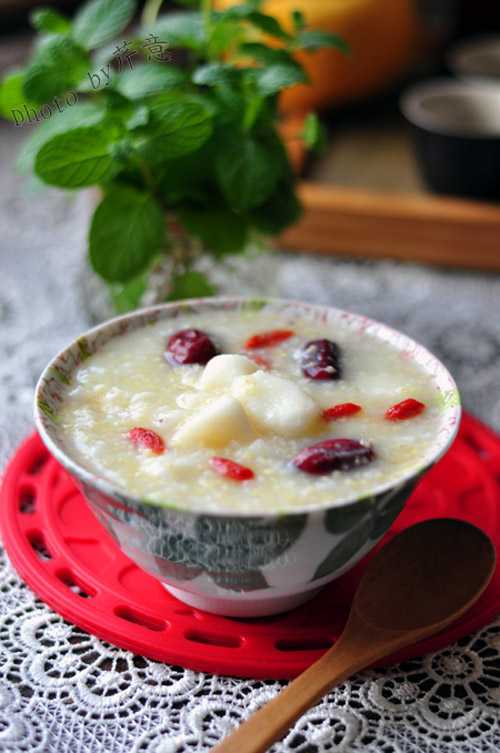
[211,518,495,753]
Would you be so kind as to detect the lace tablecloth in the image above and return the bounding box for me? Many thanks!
[1,120,499,753]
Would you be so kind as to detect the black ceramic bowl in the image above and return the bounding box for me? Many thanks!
[401,79,500,199]
[448,35,500,84]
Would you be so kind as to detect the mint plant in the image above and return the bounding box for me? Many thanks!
[0,0,346,311]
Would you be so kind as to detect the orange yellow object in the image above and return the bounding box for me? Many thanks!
[215,0,420,112]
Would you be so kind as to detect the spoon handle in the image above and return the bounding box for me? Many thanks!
[211,626,398,753]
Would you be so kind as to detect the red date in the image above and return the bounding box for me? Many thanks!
[293,438,375,475]
[301,339,342,381]
[166,329,218,366]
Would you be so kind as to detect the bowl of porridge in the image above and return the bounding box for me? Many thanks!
[34,298,460,617]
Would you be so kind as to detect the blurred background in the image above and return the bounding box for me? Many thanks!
[3,0,500,192]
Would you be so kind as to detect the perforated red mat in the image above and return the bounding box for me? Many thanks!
[1,412,499,680]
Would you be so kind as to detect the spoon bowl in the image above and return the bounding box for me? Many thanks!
[212,519,495,753]
[354,518,494,632]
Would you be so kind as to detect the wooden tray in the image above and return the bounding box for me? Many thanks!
[278,182,500,271]
[278,114,500,272]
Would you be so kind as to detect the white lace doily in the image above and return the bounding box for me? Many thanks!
[1,120,499,752]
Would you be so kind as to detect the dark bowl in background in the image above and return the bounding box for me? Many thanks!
[447,35,500,84]
[400,79,500,199]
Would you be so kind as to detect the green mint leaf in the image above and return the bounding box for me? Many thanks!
[219,3,289,39]
[0,71,38,124]
[292,10,305,33]
[17,101,105,173]
[215,132,282,211]
[102,88,132,113]
[92,39,122,67]
[255,63,308,96]
[222,1,261,16]
[116,64,186,99]
[245,12,292,41]
[241,89,263,131]
[237,42,298,67]
[142,92,213,160]
[297,30,350,54]
[23,37,89,104]
[302,111,319,147]
[109,268,149,312]
[192,63,237,87]
[126,104,149,129]
[208,18,243,57]
[31,8,71,34]
[109,137,135,162]
[157,142,214,204]
[147,12,204,52]
[73,0,136,50]
[89,185,165,282]
[211,83,245,124]
[179,208,248,256]
[35,125,120,188]
[168,270,215,301]
[251,179,302,235]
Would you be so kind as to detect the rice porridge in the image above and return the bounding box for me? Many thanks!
[57,305,448,513]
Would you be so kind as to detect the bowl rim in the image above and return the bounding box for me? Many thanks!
[34,296,461,518]
[400,78,500,139]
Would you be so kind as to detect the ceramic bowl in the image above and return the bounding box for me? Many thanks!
[447,35,500,84]
[401,79,500,198]
[34,298,461,617]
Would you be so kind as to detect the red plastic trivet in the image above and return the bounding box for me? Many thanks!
[1,412,499,680]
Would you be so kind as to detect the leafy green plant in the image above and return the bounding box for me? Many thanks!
[0,0,346,310]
